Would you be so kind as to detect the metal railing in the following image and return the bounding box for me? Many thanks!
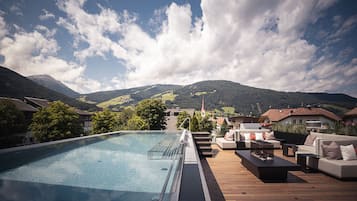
[178,117,191,131]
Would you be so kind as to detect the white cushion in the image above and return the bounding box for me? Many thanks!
[312,137,320,147]
[255,132,264,141]
[264,131,275,140]
[340,144,357,161]
[224,131,234,141]
[244,133,251,140]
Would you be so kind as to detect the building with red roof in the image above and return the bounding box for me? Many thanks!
[260,106,341,130]
[343,107,357,126]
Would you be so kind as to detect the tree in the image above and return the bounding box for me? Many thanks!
[0,100,26,136]
[115,108,134,130]
[126,115,149,130]
[92,109,116,134]
[200,117,213,132]
[220,120,229,135]
[136,99,167,130]
[190,114,199,132]
[176,111,190,129]
[30,101,82,142]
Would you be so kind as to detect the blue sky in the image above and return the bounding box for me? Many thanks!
[0,0,356,98]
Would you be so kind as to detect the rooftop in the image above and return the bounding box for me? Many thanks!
[345,107,357,116]
[261,107,342,122]
[24,96,50,108]
[0,97,38,112]
[205,145,357,201]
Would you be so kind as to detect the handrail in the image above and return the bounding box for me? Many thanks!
[178,117,191,131]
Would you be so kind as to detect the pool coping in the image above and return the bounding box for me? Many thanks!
[178,131,211,201]
[0,130,180,154]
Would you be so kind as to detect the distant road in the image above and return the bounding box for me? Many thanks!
[165,116,178,131]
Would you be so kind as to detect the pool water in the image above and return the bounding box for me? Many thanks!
[0,132,181,201]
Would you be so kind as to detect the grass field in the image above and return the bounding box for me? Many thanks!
[97,95,132,108]
[221,107,235,114]
[151,91,177,102]
[78,96,97,104]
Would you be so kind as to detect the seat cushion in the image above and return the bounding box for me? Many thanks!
[216,138,236,149]
[297,145,316,154]
[319,158,357,178]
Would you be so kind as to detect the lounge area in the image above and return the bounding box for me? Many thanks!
[202,128,357,200]
[205,144,357,201]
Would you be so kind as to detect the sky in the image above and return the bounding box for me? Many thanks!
[0,0,356,97]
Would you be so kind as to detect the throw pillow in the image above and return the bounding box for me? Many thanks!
[340,144,357,161]
[304,135,316,146]
[224,131,234,141]
[264,132,275,140]
[243,133,250,141]
[312,137,320,147]
[321,141,342,160]
[250,132,256,140]
[255,132,264,141]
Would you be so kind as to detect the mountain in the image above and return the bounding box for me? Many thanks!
[170,80,357,116]
[80,84,181,110]
[0,66,99,111]
[83,80,356,116]
[28,74,80,98]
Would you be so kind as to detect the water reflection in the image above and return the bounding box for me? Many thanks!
[0,179,162,201]
[0,133,179,195]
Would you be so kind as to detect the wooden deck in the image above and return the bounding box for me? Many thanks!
[206,145,357,201]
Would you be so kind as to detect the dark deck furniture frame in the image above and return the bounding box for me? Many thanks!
[282,143,297,157]
[235,150,300,182]
[296,153,319,173]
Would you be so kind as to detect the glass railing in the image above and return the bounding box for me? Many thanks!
[158,136,185,201]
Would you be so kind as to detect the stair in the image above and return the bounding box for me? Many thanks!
[192,132,213,157]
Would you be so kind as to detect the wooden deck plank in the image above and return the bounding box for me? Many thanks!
[206,145,357,201]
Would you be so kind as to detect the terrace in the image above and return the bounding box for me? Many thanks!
[205,145,357,201]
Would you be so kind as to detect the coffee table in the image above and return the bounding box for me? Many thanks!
[235,150,300,182]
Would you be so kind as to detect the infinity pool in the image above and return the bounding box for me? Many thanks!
[0,132,183,201]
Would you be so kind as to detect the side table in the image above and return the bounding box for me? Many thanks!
[282,143,297,157]
[296,153,319,173]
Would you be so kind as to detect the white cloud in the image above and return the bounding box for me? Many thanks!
[39,9,55,21]
[331,15,357,39]
[0,16,7,39]
[2,0,355,97]
[55,0,357,97]
[0,19,103,93]
[56,0,129,62]
[10,4,23,16]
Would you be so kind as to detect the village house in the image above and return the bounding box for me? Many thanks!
[0,97,38,124]
[228,116,259,129]
[24,97,93,133]
[343,107,357,126]
[260,106,341,130]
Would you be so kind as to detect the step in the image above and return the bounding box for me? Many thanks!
[195,141,212,145]
[198,146,212,151]
[191,132,211,137]
[193,136,211,141]
[201,151,214,157]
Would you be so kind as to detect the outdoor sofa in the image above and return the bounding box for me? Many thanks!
[318,139,357,179]
[236,130,281,149]
[296,132,357,179]
[216,130,237,149]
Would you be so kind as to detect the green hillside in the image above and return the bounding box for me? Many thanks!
[170,80,356,116]
[83,80,356,116]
